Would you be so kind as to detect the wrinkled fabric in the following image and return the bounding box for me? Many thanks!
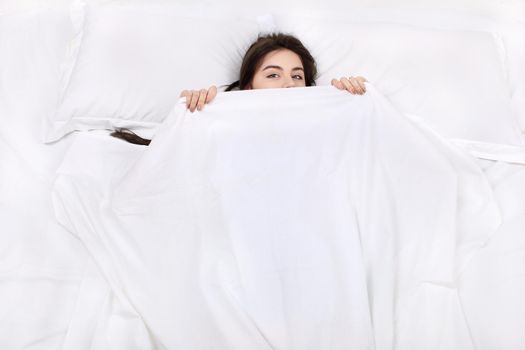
[52,86,518,349]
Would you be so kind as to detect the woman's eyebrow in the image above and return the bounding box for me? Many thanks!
[262,65,304,72]
[262,65,283,71]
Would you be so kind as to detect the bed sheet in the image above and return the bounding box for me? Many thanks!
[458,159,525,349]
[0,7,94,349]
[50,86,525,349]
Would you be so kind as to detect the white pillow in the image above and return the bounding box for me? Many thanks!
[45,1,262,143]
[0,7,75,158]
[499,23,525,132]
[276,15,525,146]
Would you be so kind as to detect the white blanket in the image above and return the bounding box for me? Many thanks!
[52,86,516,349]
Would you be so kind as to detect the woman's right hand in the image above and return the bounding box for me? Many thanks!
[179,86,218,113]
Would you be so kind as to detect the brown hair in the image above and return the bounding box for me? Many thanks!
[110,128,151,145]
[112,33,316,145]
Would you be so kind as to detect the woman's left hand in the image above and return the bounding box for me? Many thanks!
[331,76,368,95]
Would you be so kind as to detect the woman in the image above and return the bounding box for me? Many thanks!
[112,33,367,144]
[182,32,367,112]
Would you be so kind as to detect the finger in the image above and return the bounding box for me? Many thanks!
[196,89,208,111]
[180,90,190,107]
[356,76,368,93]
[189,90,200,112]
[340,77,357,94]
[205,85,217,103]
[359,81,367,93]
[349,78,365,95]
[331,79,344,90]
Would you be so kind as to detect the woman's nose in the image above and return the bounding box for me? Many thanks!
[283,77,296,88]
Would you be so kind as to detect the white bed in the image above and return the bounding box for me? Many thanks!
[1,1,525,349]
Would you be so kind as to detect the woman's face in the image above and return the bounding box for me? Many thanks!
[249,49,306,89]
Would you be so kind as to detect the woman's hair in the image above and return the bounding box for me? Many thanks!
[225,32,317,91]
[112,32,316,145]
[110,128,151,145]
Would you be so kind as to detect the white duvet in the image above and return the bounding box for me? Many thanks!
[51,86,525,350]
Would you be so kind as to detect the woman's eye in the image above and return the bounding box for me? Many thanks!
[267,74,279,78]
[293,75,304,80]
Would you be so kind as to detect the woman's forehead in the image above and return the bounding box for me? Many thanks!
[258,49,304,69]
